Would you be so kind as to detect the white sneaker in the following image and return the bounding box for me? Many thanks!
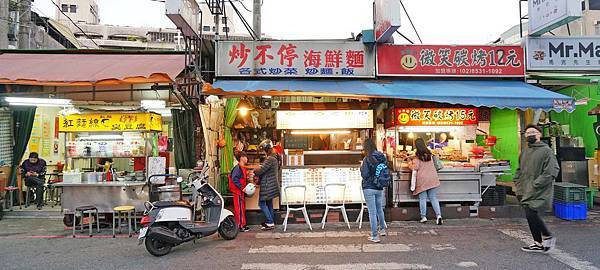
[379,229,387,236]
[436,216,443,225]
[368,236,381,243]
[419,217,428,223]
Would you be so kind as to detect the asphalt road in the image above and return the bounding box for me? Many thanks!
[1,215,599,270]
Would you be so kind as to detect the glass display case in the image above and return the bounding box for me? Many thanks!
[65,132,149,159]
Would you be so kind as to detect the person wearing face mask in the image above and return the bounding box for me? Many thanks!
[514,124,559,253]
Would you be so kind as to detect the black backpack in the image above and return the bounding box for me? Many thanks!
[370,156,391,189]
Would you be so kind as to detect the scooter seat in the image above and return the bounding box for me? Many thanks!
[153,200,192,208]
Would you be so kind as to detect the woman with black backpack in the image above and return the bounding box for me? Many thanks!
[409,138,443,225]
[360,138,388,243]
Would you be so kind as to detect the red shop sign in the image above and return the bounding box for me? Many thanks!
[377,44,525,77]
[395,108,479,126]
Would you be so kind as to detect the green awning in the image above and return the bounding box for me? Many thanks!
[530,74,600,84]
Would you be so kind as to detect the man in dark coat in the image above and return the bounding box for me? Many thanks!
[514,124,559,253]
[21,152,47,210]
[254,140,280,230]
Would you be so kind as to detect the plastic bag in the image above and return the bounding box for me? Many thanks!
[410,170,417,192]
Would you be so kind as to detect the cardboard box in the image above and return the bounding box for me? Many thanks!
[588,159,599,188]
[0,166,11,183]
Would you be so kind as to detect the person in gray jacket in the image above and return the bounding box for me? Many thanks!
[254,139,280,230]
[514,124,559,253]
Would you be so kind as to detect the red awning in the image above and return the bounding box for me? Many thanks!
[0,53,185,86]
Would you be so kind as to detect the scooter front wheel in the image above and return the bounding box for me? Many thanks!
[145,235,173,257]
[218,215,239,240]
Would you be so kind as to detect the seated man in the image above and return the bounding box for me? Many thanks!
[21,152,47,210]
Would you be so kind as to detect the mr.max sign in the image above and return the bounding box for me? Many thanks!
[527,37,600,70]
[216,41,375,78]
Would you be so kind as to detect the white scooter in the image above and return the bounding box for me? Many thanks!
[138,163,238,256]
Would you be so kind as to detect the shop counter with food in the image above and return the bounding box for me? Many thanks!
[56,181,148,215]
[392,167,481,205]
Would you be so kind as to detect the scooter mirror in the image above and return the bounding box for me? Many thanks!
[176,177,184,183]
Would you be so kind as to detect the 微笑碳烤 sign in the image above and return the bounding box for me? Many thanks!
[58,113,162,132]
[526,36,600,71]
[377,44,525,77]
[395,108,479,126]
[216,41,375,78]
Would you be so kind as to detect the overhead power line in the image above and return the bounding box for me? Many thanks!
[50,0,100,48]
[395,30,414,44]
[399,0,422,44]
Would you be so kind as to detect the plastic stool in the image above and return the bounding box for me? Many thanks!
[73,205,100,238]
[586,188,598,209]
[113,205,136,238]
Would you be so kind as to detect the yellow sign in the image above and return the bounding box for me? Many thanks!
[59,113,162,132]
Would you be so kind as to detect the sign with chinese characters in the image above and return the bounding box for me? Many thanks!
[276,110,373,130]
[394,108,479,126]
[377,44,525,77]
[59,113,162,132]
[553,99,574,111]
[526,36,600,71]
[216,41,375,78]
[529,0,581,36]
[374,0,401,42]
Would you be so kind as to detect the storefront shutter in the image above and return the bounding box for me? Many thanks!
[0,108,13,166]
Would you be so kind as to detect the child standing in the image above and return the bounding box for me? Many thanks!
[229,151,250,232]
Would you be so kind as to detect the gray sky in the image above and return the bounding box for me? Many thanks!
[34,0,522,44]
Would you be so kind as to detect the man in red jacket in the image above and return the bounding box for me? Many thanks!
[229,151,250,232]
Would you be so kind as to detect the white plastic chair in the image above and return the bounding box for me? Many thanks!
[283,185,312,232]
[356,188,388,229]
[321,183,350,229]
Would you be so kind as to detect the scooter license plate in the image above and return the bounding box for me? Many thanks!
[138,227,148,240]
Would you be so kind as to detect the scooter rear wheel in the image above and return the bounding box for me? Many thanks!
[218,215,238,240]
[145,235,173,257]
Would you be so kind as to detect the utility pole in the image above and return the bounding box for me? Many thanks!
[252,0,261,40]
[0,0,9,49]
[18,0,31,49]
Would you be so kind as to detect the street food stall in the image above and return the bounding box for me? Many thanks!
[55,112,163,220]
[278,109,374,205]
[386,107,510,205]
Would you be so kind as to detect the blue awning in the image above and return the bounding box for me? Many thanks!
[208,79,574,112]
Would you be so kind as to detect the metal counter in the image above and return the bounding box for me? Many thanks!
[55,181,149,213]
[392,169,481,205]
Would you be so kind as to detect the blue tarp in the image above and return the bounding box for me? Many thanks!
[211,80,574,112]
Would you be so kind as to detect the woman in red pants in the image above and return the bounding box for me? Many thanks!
[229,151,250,232]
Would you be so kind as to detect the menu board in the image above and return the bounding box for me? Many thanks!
[281,167,363,205]
[276,110,373,130]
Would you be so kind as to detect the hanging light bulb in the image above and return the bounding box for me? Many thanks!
[236,98,254,116]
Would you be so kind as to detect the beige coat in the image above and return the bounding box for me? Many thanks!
[411,158,441,196]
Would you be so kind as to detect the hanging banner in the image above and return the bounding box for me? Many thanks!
[528,0,582,36]
[526,36,600,71]
[59,113,162,132]
[216,40,375,78]
[394,108,479,126]
[377,44,525,77]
